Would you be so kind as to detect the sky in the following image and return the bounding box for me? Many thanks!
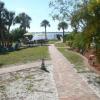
[2,0,72,32]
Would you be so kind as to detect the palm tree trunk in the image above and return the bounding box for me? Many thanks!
[7,26,10,48]
[8,26,10,34]
[45,26,47,40]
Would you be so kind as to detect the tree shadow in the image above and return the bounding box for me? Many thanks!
[0,52,9,55]
[0,63,4,68]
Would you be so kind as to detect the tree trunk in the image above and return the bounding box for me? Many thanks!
[8,26,10,34]
[96,43,100,63]
[63,29,64,43]
[7,26,11,48]
[45,26,47,41]
[1,33,5,47]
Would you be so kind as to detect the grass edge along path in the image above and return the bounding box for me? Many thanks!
[58,48,86,72]
[55,42,67,47]
[55,42,86,72]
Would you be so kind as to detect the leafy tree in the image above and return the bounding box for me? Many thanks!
[58,21,68,42]
[0,1,15,48]
[0,1,32,52]
[14,12,31,33]
[50,0,100,62]
[10,28,25,42]
[0,1,7,45]
[6,11,15,33]
[49,0,82,21]
[71,0,100,62]
[40,19,50,40]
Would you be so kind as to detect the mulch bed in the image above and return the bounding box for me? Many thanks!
[84,50,100,72]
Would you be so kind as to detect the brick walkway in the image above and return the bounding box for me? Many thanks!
[49,44,100,100]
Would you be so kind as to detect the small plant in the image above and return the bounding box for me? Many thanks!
[25,75,32,79]
[0,85,6,92]
[26,84,33,92]
[41,59,49,73]
[14,74,20,80]
[95,77,100,84]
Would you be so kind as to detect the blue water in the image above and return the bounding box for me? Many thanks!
[32,32,63,40]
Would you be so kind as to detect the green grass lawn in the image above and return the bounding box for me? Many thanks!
[55,43,67,47]
[0,46,49,68]
[58,48,86,72]
[48,40,59,44]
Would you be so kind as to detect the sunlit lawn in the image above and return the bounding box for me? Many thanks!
[0,46,49,68]
[48,40,59,44]
[58,48,86,72]
[55,42,67,47]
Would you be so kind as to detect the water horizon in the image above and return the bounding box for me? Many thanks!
[31,32,69,40]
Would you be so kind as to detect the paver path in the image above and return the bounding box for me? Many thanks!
[49,44,100,100]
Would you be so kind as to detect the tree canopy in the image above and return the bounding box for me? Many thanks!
[58,21,68,42]
[0,1,32,52]
[50,0,100,62]
[14,12,31,32]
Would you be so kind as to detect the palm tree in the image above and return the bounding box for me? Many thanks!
[14,12,31,33]
[40,19,50,40]
[58,21,68,42]
[0,1,8,47]
[6,11,15,33]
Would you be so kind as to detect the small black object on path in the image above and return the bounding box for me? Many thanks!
[41,58,49,73]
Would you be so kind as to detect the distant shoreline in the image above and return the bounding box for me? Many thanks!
[27,32,70,40]
[30,32,70,34]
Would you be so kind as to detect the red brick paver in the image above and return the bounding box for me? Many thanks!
[49,44,100,100]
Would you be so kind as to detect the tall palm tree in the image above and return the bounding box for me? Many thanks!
[40,19,50,40]
[6,11,15,33]
[58,21,68,42]
[14,12,31,33]
[0,1,8,46]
